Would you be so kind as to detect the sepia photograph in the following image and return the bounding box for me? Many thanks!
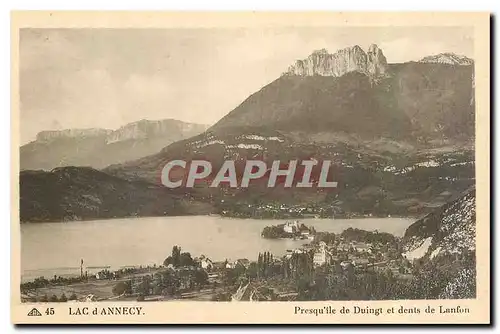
[11,11,490,324]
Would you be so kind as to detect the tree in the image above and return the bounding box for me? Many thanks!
[247,262,259,280]
[49,294,58,302]
[164,246,182,267]
[164,246,195,268]
[59,293,68,302]
[112,281,132,296]
[179,252,195,267]
[69,293,78,301]
[138,276,152,296]
[172,246,181,267]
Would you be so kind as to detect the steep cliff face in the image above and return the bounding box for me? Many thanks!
[419,53,474,66]
[284,44,388,78]
[401,187,475,261]
[106,119,207,144]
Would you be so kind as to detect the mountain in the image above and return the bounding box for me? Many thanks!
[419,53,474,66]
[20,119,208,170]
[105,127,475,218]
[103,45,475,218]
[284,45,388,77]
[213,47,474,143]
[399,187,476,299]
[19,167,214,222]
[21,45,477,221]
[401,187,475,261]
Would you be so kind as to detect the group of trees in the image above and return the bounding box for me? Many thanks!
[340,228,397,246]
[256,252,274,278]
[163,246,196,268]
[245,252,281,280]
[216,245,475,301]
[112,268,210,299]
[29,292,78,303]
[291,250,477,301]
[21,275,85,294]
[111,246,211,299]
[403,250,476,300]
[313,232,336,245]
[261,225,289,239]
[112,280,132,296]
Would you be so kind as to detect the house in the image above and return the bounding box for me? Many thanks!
[200,257,213,270]
[337,242,351,252]
[283,221,299,233]
[313,242,331,266]
[352,242,371,253]
[212,261,227,271]
[352,258,370,267]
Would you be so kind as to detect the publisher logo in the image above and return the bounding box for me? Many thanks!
[27,308,42,317]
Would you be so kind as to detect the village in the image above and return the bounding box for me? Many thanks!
[21,223,415,303]
[217,199,398,219]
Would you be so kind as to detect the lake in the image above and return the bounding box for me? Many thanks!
[21,216,414,281]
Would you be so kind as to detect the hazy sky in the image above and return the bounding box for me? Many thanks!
[19,27,473,144]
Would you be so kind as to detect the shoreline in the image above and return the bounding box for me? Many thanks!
[20,213,417,224]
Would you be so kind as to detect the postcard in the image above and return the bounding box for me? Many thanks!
[11,11,490,324]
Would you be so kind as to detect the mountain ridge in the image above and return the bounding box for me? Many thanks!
[212,62,474,142]
[33,118,209,144]
[21,118,209,170]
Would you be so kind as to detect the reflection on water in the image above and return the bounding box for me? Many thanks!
[21,216,414,281]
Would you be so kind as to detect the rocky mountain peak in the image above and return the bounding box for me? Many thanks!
[312,48,329,55]
[419,53,474,66]
[36,128,112,142]
[105,119,208,144]
[284,44,388,78]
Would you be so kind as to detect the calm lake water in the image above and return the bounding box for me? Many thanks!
[21,216,414,281]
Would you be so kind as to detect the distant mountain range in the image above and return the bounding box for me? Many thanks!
[20,119,209,170]
[20,46,476,222]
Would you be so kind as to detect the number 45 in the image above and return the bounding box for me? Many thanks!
[45,308,54,315]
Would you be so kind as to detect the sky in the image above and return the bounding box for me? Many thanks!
[19,26,473,144]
